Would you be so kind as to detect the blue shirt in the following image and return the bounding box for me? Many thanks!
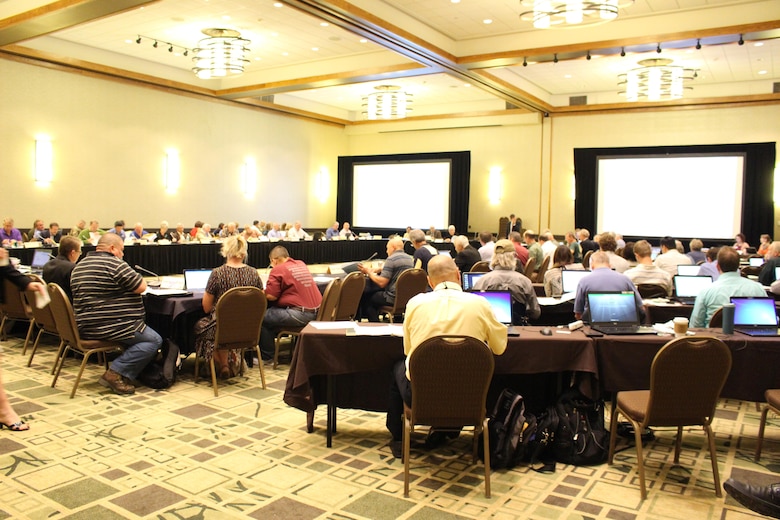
[697,261,720,281]
[689,271,767,327]
[574,267,643,321]
[326,227,339,239]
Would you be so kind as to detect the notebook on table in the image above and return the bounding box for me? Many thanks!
[587,291,655,335]
[672,275,713,304]
[470,290,521,336]
[561,269,591,294]
[676,264,701,276]
[462,271,486,291]
[183,268,213,291]
[731,296,780,336]
[30,249,52,274]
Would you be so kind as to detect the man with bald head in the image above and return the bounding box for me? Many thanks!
[70,233,162,395]
[357,236,413,322]
[386,255,507,458]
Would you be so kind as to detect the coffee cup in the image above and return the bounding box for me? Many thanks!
[673,317,689,336]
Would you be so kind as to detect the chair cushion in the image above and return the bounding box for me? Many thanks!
[79,339,120,349]
[616,390,650,423]
[766,389,780,410]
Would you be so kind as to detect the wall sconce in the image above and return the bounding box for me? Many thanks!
[242,158,256,198]
[316,167,330,203]
[488,166,502,204]
[35,136,53,184]
[164,149,180,193]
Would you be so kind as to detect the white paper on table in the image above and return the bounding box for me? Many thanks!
[35,288,51,309]
[538,292,576,306]
[353,324,404,336]
[308,321,358,330]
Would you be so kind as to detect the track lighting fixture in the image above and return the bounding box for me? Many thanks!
[153,41,158,48]
[553,53,558,63]
[135,34,192,59]
[586,50,591,60]
[184,50,188,57]
[168,45,173,52]
[656,43,661,53]
[738,34,744,45]
[620,47,625,57]
[136,36,141,44]
[695,39,701,50]
[523,57,527,67]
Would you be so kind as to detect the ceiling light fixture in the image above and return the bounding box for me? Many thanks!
[618,58,696,102]
[192,28,250,80]
[519,0,634,29]
[362,85,413,120]
[695,39,701,50]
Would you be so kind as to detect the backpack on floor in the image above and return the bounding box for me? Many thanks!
[138,340,180,389]
[552,389,609,466]
[479,389,534,469]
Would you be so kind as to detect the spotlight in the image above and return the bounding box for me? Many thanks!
[184,50,189,56]
[553,53,558,63]
[136,36,141,44]
[169,45,173,52]
[153,41,158,48]
[656,43,661,53]
[695,39,701,50]
[620,47,625,57]
[586,50,591,60]
[738,34,744,45]
[523,57,527,67]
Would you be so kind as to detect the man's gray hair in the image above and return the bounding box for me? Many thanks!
[409,229,425,243]
[452,235,469,249]
[491,250,517,270]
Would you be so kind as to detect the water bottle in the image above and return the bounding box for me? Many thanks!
[721,303,735,334]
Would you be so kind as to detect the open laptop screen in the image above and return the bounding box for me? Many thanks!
[749,257,765,267]
[673,275,713,298]
[471,290,513,325]
[587,291,640,325]
[183,269,213,291]
[561,269,591,294]
[676,264,700,276]
[31,249,52,269]
[731,297,778,327]
[462,272,486,291]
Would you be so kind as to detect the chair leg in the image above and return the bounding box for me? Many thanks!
[482,418,491,498]
[193,354,200,383]
[70,350,95,399]
[51,345,71,388]
[631,418,648,500]
[403,417,411,497]
[51,340,66,375]
[209,357,219,397]
[0,315,7,341]
[756,405,770,461]
[306,410,314,433]
[27,329,44,367]
[704,424,722,498]
[674,426,683,464]
[21,321,35,354]
[608,404,621,464]
[255,346,266,389]
[273,334,281,369]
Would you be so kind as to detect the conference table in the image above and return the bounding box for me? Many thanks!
[283,323,780,446]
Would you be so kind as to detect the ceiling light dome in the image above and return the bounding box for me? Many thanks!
[192,28,250,80]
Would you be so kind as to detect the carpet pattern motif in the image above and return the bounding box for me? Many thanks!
[0,335,778,519]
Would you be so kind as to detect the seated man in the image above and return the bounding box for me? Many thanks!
[478,231,496,262]
[339,222,355,238]
[30,219,46,241]
[509,231,529,268]
[42,236,82,301]
[0,217,23,245]
[686,238,707,264]
[325,221,340,240]
[259,246,323,362]
[598,233,630,273]
[524,231,543,271]
[565,231,582,263]
[108,220,126,240]
[131,222,154,241]
[759,241,780,285]
[654,235,693,276]
[473,239,540,324]
[574,251,644,322]
[358,237,413,322]
[409,229,438,271]
[624,240,673,296]
[70,233,162,395]
[267,223,284,239]
[387,255,507,458]
[218,221,239,239]
[578,228,599,255]
[78,220,106,245]
[38,222,62,245]
[689,247,767,327]
[698,246,720,281]
[69,220,86,238]
[286,221,310,240]
[453,235,481,274]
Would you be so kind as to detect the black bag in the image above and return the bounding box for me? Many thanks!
[522,405,559,472]
[480,389,531,469]
[552,389,609,466]
[138,340,180,389]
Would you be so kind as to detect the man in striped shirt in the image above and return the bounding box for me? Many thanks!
[70,233,162,395]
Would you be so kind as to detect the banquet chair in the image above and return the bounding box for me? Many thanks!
[333,272,364,321]
[708,307,723,328]
[23,279,62,369]
[379,268,428,323]
[533,255,550,283]
[523,257,536,280]
[195,286,267,396]
[607,335,732,500]
[403,335,494,498]
[470,261,491,273]
[48,283,123,399]
[582,251,593,269]
[637,283,668,299]
[755,389,780,461]
[273,278,341,368]
[0,278,35,350]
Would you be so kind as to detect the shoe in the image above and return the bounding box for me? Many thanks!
[390,440,403,459]
[99,369,135,395]
[0,421,29,431]
[724,478,780,519]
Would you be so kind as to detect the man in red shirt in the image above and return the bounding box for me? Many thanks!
[259,246,323,362]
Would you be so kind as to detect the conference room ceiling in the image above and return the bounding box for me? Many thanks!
[1,0,778,125]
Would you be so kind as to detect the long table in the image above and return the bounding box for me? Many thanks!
[283,324,597,446]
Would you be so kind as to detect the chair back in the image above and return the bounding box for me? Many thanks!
[334,272,365,320]
[708,307,723,328]
[534,255,550,282]
[408,335,495,428]
[315,278,341,321]
[523,257,536,279]
[582,250,593,269]
[2,278,32,320]
[26,284,58,334]
[645,336,731,427]
[48,283,81,348]
[214,286,267,351]
[470,261,491,273]
[390,268,428,315]
[637,283,668,299]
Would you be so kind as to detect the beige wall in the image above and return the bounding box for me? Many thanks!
[3,56,778,241]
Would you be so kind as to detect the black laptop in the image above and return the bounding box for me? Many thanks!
[587,291,655,335]
[462,271,486,291]
[183,268,213,291]
[731,296,780,336]
[471,290,521,336]
[672,275,713,304]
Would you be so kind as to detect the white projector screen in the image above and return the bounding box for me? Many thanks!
[596,154,745,239]
[352,161,451,229]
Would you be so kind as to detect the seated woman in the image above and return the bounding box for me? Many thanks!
[194,235,263,379]
[733,233,750,253]
[543,245,584,297]
[758,234,772,256]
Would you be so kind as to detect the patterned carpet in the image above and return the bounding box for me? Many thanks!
[0,332,778,520]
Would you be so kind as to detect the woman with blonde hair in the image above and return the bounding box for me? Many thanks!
[194,235,263,379]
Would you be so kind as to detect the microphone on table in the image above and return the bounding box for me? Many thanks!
[48,253,57,260]
[134,264,161,287]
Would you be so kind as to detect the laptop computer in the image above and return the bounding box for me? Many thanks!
[731,296,780,336]
[183,268,213,291]
[30,249,52,274]
[776,266,780,281]
[462,271,486,291]
[587,291,655,335]
[561,269,591,294]
[749,257,765,267]
[676,264,700,276]
[672,275,713,304]
[470,290,521,335]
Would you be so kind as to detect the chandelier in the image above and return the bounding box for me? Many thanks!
[192,28,250,80]
[618,58,696,102]
[519,0,634,29]
[362,85,413,120]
